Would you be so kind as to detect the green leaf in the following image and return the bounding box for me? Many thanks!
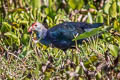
[117,0,120,14]
[46,16,54,27]
[45,7,56,19]
[19,46,33,58]
[107,15,110,25]
[22,34,29,45]
[45,8,49,15]
[118,0,120,7]
[2,22,12,32]
[32,0,41,9]
[88,3,96,9]
[113,20,120,31]
[4,32,20,46]
[85,56,97,68]
[68,0,84,10]
[96,72,102,80]
[75,66,80,73]
[44,72,52,80]
[103,2,111,14]
[109,44,119,57]
[109,1,117,18]
[96,12,104,23]
[87,12,93,23]
[4,32,18,40]
[73,28,101,41]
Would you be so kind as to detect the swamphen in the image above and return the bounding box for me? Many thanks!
[28,22,103,51]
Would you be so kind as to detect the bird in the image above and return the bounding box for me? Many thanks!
[28,22,103,51]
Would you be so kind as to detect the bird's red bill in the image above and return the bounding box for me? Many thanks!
[28,22,37,32]
[28,26,32,32]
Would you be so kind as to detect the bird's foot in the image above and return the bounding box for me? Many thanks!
[76,47,80,52]
[32,37,39,44]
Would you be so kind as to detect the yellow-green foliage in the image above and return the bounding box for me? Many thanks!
[0,0,120,79]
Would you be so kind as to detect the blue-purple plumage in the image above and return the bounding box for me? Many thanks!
[29,22,103,51]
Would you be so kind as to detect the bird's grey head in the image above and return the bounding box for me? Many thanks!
[28,22,47,39]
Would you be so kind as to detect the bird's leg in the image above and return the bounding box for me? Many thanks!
[76,47,80,52]
[75,40,80,52]
[72,49,74,61]
[74,34,80,52]
[63,50,67,55]
[32,37,39,44]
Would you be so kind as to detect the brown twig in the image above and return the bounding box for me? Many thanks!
[1,0,8,18]
[80,60,91,80]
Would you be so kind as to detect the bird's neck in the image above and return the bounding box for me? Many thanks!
[37,28,48,39]
[37,28,51,46]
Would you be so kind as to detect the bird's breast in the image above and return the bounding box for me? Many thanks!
[40,38,51,46]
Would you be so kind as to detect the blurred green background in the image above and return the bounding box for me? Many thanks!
[0,0,120,79]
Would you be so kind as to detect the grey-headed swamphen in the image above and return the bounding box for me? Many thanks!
[28,22,103,51]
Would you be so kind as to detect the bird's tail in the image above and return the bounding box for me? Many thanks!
[84,23,104,32]
[91,23,104,28]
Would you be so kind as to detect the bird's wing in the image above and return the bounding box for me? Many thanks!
[47,27,73,49]
[46,22,103,49]
[47,22,103,40]
[46,22,80,49]
[47,23,82,40]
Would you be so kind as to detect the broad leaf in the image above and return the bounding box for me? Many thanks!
[109,44,119,57]
[103,2,111,14]
[73,28,101,41]
[21,34,29,45]
[113,20,120,31]
[109,1,117,18]
[88,3,96,9]
[32,0,41,9]
[87,12,93,23]
[96,12,104,23]
[68,0,84,10]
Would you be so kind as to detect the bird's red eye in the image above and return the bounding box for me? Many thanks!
[32,22,37,28]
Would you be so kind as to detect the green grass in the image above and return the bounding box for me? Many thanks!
[0,36,120,79]
[0,0,120,79]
